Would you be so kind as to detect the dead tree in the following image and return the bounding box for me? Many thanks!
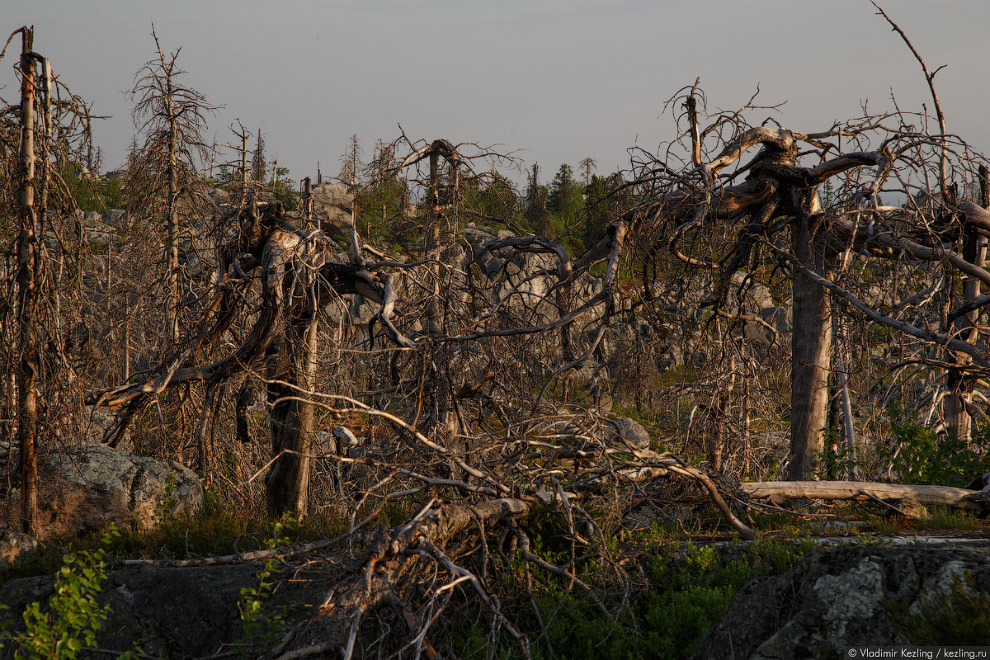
[597,47,990,477]
[13,26,40,533]
[1,26,97,533]
[127,27,217,345]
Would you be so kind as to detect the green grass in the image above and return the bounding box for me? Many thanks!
[916,506,981,532]
[862,505,983,535]
[0,489,350,591]
[887,572,990,645]
[452,537,813,660]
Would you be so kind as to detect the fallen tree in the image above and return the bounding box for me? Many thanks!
[740,481,990,515]
[277,498,532,659]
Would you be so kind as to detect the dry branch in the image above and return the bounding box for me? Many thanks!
[285,498,530,656]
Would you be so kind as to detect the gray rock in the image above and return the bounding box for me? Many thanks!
[349,294,379,326]
[79,406,124,445]
[0,563,326,659]
[310,183,354,236]
[208,187,230,206]
[605,417,651,449]
[333,426,360,449]
[730,271,775,310]
[101,209,127,228]
[463,225,496,248]
[692,544,990,659]
[1,442,203,540]
[0,530,38,566]
[85,230,111,246]
[759,305,791,335]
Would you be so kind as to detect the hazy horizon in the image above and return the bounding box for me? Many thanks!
[4,0,989,187]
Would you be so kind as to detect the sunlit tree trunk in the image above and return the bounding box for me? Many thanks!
[265,312,319,517]
[16,27,39,534]
[266,241,320,517]
[787,213,833,480]
[945,165,988,443]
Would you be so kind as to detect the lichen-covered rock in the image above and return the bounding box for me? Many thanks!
[605,417,651,449]
[310,183,354,236]
[1,442,202,540]
[691,544,990,659]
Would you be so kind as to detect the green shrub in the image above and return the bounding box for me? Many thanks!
[236,514,294,656]
[0,526,140,660]
[877,406,990,487]
[453,539,811,660]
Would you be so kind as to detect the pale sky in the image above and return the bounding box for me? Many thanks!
[4,0,989,186]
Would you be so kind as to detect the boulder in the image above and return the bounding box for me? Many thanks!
[759,305,791,335]
[692,544,990,659]
[0,530,38,566]
[0,563,326,658]
[85,229,111,246]
[208,187,230,206]
[1,442,203,540]
[310,183,354,236]
[604,417,651,449]
[101,209,127,228]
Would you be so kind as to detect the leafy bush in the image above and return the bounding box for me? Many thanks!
[0,526,140,660]
[877,407,990,487]
[817,405,990,486]
[237,514,294,656]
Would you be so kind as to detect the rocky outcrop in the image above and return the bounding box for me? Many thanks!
[463,223,599,329]
[0,562,326,658]
[692,544,990,659]
[1,442,203,540]
[310,183,354,236]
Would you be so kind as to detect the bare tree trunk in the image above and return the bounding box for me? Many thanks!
[740,481,990,515]
[265,240,321,516]
[421,145,463,477]
[710,353,736,472]
[166,99,180,345]
[16,27,39,534]
[945,165,988,443]
[265,310,319,517]
[741,367,751,478]
[425,151,442,334]
[238,126,248,204]
[302,176,313,223]
[787,213,832,480]
[837,356,858,479]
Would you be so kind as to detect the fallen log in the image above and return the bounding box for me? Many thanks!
[739,481,990,515]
